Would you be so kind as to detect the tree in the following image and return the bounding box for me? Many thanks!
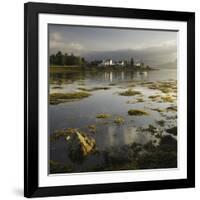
[50,54,56,65]
[55,51,64,65]
[49,51,86,66]
[130,58,134,67]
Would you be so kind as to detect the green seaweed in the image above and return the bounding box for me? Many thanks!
[114,117,125,125]
[166,126,177,136]
[156,120,165,127]
[151,108,164,112]
[161,95,174,103]
[136,98,144,103]
[148,95,161,101]
[166,106,177,112]
[88,124,97,133]
[96,113,111,119]
[119,89,141,96]
[52,86,63,89]
[50,91,91,105]
[128,109,148,116]
[78,87,110,92]
[146,81,177,94]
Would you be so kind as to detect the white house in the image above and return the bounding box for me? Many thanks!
[98,59,125,66]
[135,62,141,67]
[116,60,125,66]
[98,59,113,66]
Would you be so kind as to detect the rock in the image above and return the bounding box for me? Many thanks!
[166,126,177,136]
[66,130,96,162]
[128,109,148,116]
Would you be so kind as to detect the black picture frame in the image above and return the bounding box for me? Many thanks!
[24,2,195,198]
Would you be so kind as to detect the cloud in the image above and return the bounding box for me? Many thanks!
[49,31,84,55]
[81,42,177,66]
[49,30,176,66]
[50,32,63,41]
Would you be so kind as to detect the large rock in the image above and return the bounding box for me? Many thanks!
[65,129,96,162]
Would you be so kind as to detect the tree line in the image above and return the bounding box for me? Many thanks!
[50,51,86,66]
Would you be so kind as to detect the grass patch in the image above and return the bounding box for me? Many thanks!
[128,109,148,116]
[136,98,144,103]
[52,86,63,89]
[114,116,125,125]
[166,126,177,136]
[88,124,97,133]
[151,108,164,112]
[78,86,110,92]
[119,89,141,96]
[156,120,165,127]
[161,95,174,103]
[50,91,91,105]
[96,113,111,119]
[166,106,177,112]
[50,128,80,142]
[127,83,136,87]
[146,81,177,94]
[109,83,116,86]
[140,124,158,134]
[148,95,161,101]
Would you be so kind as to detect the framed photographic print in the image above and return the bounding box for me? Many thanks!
[24,2,195,198]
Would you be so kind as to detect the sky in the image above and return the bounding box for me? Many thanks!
[49,24,177,66]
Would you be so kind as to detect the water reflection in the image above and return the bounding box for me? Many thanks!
[49,68,177,171]
[50,69,176,85]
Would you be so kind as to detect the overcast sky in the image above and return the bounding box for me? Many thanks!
[49,24,177,66]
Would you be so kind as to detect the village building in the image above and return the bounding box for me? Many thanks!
[98,59,125,67]
[98,59,113,66]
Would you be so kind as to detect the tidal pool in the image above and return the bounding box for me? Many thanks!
[49,68,177,173]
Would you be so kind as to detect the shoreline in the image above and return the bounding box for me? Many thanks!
[49,65,159,72]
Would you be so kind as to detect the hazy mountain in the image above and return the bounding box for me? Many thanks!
[81,46,177,67]
[155,60,177,69]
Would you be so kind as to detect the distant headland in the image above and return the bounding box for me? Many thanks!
[50,51,155,71]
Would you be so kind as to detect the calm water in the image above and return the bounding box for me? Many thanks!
[49,69,177,172]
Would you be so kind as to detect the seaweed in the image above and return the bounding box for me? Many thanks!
[151,108,164,112]
[52,86,63,89]
[50,91,91,105]
[119,89,141,96]
[88,124,97,133]
[114,117,125,125]
[166,126,177,136]
[78,87,110,92]
[166,106,177,112]
[161,95,174,103]
[156,120,165,127]
[96,113,111,119]
[128,109,148,116]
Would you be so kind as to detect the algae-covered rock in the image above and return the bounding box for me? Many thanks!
[119,89,141,96]
[151,108,164,113]
[50,91,91,105]
[166,106,177,112]
[66,130,96,162]
[166,126,177,136]
[156,120,165,127]
[88,124,97,133]
[128,109,148,116]
[78,86,110,92]
[114,116,125,125]
[161,95,174,103]
[96,113,111,119]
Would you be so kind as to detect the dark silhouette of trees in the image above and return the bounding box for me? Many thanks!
[50,51,85,66]
[130,58,134,66]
